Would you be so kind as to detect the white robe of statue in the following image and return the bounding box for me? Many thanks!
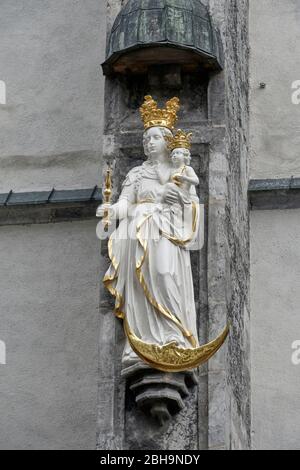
[98,127,201,369]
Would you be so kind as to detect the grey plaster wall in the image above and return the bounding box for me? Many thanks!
[0,220,101,450]
[250,210,300,450]
[249,0,300,179]
[0,0,106,192]
[0,1,106,449]
[249,0,300,449]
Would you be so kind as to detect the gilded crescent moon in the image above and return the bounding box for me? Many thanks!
[124,319,230,373]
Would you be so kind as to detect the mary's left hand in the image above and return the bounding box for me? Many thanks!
[163,183,182,205]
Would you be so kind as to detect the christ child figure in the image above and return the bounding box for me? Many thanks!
[167,130,199,194]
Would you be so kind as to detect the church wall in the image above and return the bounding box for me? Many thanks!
[0,1,106,449]
[250,209,300,450]
[249,0,300,179]
[0,0,254,450]
[0,0,106,192]
[223,0,251,450]
[249,0,300,449]
[0,220,101,449]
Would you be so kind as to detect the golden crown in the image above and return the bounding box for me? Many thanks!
[140,95,180,131]
[165,129,193,150]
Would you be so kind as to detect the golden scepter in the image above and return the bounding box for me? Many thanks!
[102,164,112,232]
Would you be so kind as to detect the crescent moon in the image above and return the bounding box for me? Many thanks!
[124,319,230,373]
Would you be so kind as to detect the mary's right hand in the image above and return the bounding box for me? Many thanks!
[96,203,114,218]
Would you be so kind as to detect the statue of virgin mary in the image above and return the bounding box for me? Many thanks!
[97,96,227,373]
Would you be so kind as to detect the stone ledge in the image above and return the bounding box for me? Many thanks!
[249,178,300,210]
[0,187,102,225]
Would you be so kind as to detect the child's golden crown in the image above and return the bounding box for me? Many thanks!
[165,129,193,150]
[140,95,180,130]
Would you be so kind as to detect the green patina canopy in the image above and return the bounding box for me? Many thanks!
[102,0,223,75]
